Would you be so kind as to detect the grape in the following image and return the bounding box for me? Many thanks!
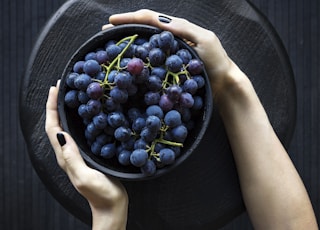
[146,105,164,119]
[74,74,92,91]
[86,99,101,116]
[101,143,117,159]
[135,66,150,84]
[158,31,174,51]
[127,108,142,122]
[132,117,146,133]
[144,91,160,105]
[164,110,182,128]
[106,44,122,61]
[118,150,132,166]
[187,59,204,75]
[147,75,162,91]
[120,58,131,68]
[96,133,112,146]
[141,159,156,176]
[149,48,165,67]
[73,61,85,73]
[110,87,128,104]
[140,127,158,143]
[151,67,167,80]
[159,148,175,165]
[127,58,144,75]
[91,141,102,155]
[166,85,182,102]
[192,96,203,110]
[114,71,132,89]
[193,75,205,89]
[85,52,97,61]
[107,70,118,83]
[135,45,148,61]
[66,72,79,89]
[96,50,109,64]
[176,49,192,65]
[78,104,90,119]
[145,115,161,132]
[171,124,188,142]
[121,137,135,150]
[149,34,160,48]
[64,90,79,108]
[93,112,108,129]
[86,122,101,136]
[180,92,194,108]
[165,55,183,73]
[183,79,198,95]
[77,91,90,104]
[114,126,131,142]
[127,84,138,96]
[83,59,101,76]
[86,82,104,99]
[159,94,174,112]
[107,112,126,128]
[130,149,148,167]
[134,138,148,150]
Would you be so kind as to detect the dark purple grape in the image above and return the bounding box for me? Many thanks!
[145,115,161,132]
[140,127,158,143]
[165,55,183,73]
[95,71,106,81]
[114,126,131,142]
[114,71,132,89]
[159,94,174,112]
[164,110,182,128]
[106,44,121,61]
[132,117,146,133]
[193,75,205,89]
[86,99,101,116]
[159,148,175,165]
[192,96,203,110]
[149,48,165,67]
[134,138,148,150]
[93,112,108,129]
[135,66,150,84]
[66,72,79,89]
[96,50,109,64]
[149,34,160,48]
[118,150,132,166]
[107,70,118,83]
[135,45,149,61]
[180,92,194,108]
[86,82,104,99]
[107,112,126,128]
[166,85,182,102]
[74,74,92,91]
[83,59,101,76]
[141,159,156,176]
[101,143,117,159]
[147,75,162,91]
[95,133,112,146]
[187,59,204,75]
[85,52,97,61]
[91,141,102,155]
[171,124,188,142]
[130,149,148,167]
[158,31,174,51]
[78,104,90,119]
[144,91,160,105]
[121,137,135,150]
[73,61,85,73]
[151,67,167,80]
[146,105,164,119]
[176,49,192,65]
[183,79,198,95]
[64,90,79,108]
[110,87,128,104]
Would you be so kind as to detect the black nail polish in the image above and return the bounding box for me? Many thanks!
[57,133,66,147]
[158,15,172,24]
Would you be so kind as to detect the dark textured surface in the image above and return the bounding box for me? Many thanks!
[1,0,319,229]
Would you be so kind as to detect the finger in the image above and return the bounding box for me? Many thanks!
[109,9,211,45]
[57,132,88,177]
[101,23,114,31]
[45,82,63,151]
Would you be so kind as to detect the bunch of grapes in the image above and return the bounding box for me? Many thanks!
[63,30,206,176]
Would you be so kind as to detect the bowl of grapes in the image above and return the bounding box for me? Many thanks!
[58,24,213,180]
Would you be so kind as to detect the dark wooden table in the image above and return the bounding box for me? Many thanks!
[1,0,319,229]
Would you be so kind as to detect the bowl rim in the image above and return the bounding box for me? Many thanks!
[58,24,213,181]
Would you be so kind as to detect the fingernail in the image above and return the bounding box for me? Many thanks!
[57,133,66,147]
[158,15,172,24]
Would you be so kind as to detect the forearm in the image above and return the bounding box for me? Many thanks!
[91,206,128,230]
[214,63,318,229]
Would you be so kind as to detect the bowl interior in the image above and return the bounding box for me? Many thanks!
[58,24,213,181]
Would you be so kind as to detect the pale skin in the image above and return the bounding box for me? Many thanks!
[46,9,318,230]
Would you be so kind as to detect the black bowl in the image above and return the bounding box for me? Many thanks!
[58,24,213,181]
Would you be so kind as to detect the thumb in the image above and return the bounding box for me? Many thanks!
[56,132,88,176]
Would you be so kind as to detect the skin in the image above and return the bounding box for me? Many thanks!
[45,9,318,230]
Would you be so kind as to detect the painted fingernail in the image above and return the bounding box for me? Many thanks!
[158,15,172,24]
[57,133,66,147]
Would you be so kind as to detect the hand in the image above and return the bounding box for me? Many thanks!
[104,9,242,96]
[45,81,128,230]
